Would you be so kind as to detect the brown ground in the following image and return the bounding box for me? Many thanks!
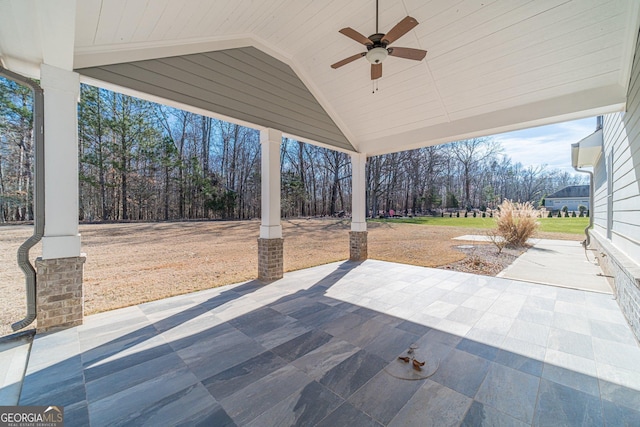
[0,219,580,337]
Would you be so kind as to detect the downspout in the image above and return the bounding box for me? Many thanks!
[0,66,45,331]
[572,165,593,247]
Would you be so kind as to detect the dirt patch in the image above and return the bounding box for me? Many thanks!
[0,219,581,336]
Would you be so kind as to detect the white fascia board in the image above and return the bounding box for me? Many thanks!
[73,35,257,69]
[361,84,626,156]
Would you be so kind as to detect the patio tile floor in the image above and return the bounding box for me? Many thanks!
[18,260,640,426]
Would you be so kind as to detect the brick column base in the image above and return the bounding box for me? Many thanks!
[350,231,368,261]
[258,238,283,281]
[36,256,86,333]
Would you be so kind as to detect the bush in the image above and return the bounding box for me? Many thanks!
[492,199,540,247]
[572,211,577,217]
[457,211,460,218]
[547,210,553,218]
[464,211,468,218]
[482,212,486,218]
[473,211,477,218]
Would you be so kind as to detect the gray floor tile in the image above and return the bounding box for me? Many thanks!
[317,402,383,426]
[431,348,491,398]
[462,400,529,427]
[541,364,600,397]
[245,381,343,427]
[337,317,395,348]
[202,350,288,400]
[291,337,359,380]
[533,378,603,427]
[552,312,591,335]
[177,330,266,380]
[592,337,640,373]
[446,306,484,325]
[319,349,387,399]
[456,338,500,361]
[363,327,419,362]
[321,312,368,336]
[547,328,594,359]
[518,305,554,326]
[599,379,640,413]
[507,319,550,347]
[252,321,311,350]
[220,365,311,425]
[85,351,188,402]
[348,368,424,425]
[388,379,472,427]
[601,398,640,426]
[228,307,296,338]
[590,319,637,344]
[271,329,333,362]
[475,363,540,424]
[88,366,201,426]
[396,320,431,337]
[494,349,543,377]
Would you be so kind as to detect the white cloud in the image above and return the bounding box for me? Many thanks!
[492,118,597,173]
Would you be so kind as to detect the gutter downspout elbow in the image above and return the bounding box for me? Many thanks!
[573,165,593,248]
[1,66,45,331]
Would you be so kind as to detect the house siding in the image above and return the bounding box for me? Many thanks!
[592,30,640,341]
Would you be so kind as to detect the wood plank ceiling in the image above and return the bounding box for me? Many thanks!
[4,0,638,155]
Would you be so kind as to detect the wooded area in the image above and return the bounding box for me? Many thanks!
[0,78,585,223]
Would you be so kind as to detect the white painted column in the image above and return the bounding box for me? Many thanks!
[260,128,282,238]
[40,64,81,259]
[351,152,367,232]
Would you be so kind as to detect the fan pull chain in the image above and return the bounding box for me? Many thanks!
[372,79,379,94]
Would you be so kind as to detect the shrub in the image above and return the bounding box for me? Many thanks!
[492,199,540,247]
[572,211,577,217]
[457,211,460,218]
[482,212,486,218]
[578,205,587,214]
[473,211,477,218]
[547,210,553,218]
[464,211,468,218]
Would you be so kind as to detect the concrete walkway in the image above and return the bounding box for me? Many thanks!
[498,239,612,294]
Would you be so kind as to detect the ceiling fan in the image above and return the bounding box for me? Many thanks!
[331,0,427,80]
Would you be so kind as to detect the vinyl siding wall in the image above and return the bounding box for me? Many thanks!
[592,30,640,340]
[594,39,640,264]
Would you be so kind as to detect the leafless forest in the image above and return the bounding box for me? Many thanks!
[1,78,585,223]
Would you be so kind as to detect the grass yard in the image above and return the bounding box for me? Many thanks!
[375,216,589,234]
[0,217,583,336]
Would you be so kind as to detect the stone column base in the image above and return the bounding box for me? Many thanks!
[36,255,86,333]
[258,238,283,281]
[350,231,368,261]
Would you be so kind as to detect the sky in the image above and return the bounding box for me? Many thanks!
[490,117,598,174]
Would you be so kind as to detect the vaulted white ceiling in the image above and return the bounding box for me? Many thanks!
[1,0,638,155]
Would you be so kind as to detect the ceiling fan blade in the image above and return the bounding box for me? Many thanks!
[381,16,419,45]
[339,27,373,46]
[371,63,382,80]
[331,52,366,69]
[388,47,427,61]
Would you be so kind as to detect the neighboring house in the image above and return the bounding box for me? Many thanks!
[572,34,640,341]
[544,185,590,211]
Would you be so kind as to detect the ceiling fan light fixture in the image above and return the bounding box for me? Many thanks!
[366,47,388,64]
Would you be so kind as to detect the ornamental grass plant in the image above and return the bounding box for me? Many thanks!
[493,199,540,247]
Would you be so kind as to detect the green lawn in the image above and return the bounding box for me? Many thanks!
[371,216,589,234]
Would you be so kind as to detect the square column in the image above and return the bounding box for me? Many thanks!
[40,64,82,259]
[350,153,368,261]
[37,64,85,330]
[258,128,283,281]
